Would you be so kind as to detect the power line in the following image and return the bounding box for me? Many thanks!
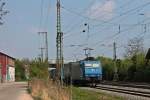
[63,1,149,40]
[39,0,44,31]
[63,0,111,38]
[118,0,134,9]
[61,6,90,20]
[93,1,150,27]
[64,31,83,38]
[37,0,51,60]
[87,13,149,46]
[44,0,51,31]
[86,2,150,39]
[38,0,44,58]
[85,0,134,23]
[63,1,150,59]
[62,0,96,34]
[91,16,150,48]
[63,0,135,29]
[66,23,148,59]
[61,4,116,30]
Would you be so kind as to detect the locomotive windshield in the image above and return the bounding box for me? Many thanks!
[84,62,100,67]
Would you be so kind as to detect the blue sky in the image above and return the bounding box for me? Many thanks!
[0,0,150,60]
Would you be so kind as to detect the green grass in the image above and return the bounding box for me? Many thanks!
[72,87,124,100]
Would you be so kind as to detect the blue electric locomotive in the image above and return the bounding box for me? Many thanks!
[63,57,102,86]
[80,60,102,83]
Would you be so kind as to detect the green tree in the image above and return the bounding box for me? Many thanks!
[15,60,26,81]
[29,59,49,80]
[117,59,130,81]
[97,56,114,80]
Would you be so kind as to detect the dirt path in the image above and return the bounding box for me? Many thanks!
[17,92,33,100]
[0,82,33,100]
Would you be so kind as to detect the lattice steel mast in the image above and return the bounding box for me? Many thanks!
[56,0,64,84]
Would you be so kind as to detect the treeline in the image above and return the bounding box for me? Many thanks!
[96,37,150,82]
[97,53,150,82]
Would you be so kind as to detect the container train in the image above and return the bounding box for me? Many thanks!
[49,57,103,86]
[63,57,102,86]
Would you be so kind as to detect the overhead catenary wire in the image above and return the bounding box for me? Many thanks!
[84,5,148,40]
[91,17,150,49]
[85,2,150,40]
[85,0,135,23]
[62,0,96,34]
[39,0,44,32]
[73,23,146,52]
[44,0,51,31]
[61,2,116,35]
[63,1,149,40]
[63,1,150,60]
[62,1,147,35]
[63,0,135,29]
[38,0,45,58]
[87,2,150,40]
[38,0,51,60]
[93,1,150,27]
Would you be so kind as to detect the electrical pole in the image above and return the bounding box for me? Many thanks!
[45,32,48,61]
[56,0,64,85]
[39,47,45,62]
[83,23,94,59]
[113,42,118,81]
[143,24,147,33]
[38,32,48,61]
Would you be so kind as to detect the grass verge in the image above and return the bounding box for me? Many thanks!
[72,87,124,100]
[29,79,123,100]
[29,79,70,100]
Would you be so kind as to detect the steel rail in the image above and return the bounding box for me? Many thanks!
[96,85,150,98]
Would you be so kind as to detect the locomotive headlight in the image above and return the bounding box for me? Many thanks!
[93,64,99,67]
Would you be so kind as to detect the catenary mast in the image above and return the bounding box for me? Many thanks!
[56,0,64,84]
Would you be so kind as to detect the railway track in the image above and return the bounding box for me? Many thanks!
[100,82,150,89]
[95,84,150,98]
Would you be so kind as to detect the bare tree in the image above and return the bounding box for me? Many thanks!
[124,37,144,58]
[0,0,9,25]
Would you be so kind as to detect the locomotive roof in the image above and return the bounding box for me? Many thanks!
[84,57,96,61]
